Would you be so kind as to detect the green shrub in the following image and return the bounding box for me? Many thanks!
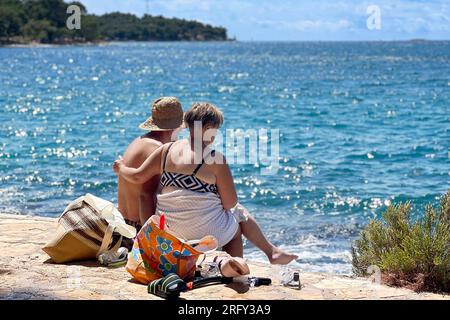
[352,189,450,293]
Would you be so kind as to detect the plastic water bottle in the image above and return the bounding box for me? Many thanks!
[198,262,220,278]
[278,265,301,289]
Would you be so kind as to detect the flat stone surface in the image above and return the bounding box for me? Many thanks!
[0,213,448,300]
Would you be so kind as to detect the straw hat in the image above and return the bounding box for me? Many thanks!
[139,97,184,131]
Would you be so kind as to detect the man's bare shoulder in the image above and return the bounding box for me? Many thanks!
[123,135,163,165]
[137,135,163,156]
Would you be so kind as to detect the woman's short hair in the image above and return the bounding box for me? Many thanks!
[184,102,224,129]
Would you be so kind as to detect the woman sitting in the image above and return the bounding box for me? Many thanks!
[114,102,297,264]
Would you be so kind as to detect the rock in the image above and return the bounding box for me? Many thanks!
[0,213,448,300]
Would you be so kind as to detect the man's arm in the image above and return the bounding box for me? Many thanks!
[138,176,160,225]
[137,140,164,225]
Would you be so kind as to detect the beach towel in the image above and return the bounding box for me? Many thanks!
[42,194,136,263]
[126,215,217,285]
[155,189,249,248]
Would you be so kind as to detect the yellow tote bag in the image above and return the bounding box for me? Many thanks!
[43,194,136,263]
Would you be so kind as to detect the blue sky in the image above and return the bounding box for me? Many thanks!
[79,0,450,41]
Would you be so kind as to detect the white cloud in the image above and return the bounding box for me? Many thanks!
[292,19,354,32]
[79,0,450,40]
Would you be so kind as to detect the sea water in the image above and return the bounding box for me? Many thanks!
[0,42,449,274]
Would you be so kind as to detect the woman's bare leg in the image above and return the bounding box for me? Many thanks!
[222,228,243,258]
[240,214,298,265]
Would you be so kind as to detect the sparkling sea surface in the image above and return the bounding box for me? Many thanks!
[0,42,449,274]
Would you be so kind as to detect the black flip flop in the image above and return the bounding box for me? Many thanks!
[148,273,271,300]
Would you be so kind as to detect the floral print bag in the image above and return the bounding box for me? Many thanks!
[126,215,217,285]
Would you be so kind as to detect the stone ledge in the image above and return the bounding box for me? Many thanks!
[0,213,448,300]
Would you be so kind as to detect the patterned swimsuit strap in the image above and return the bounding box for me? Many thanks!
[192,149,216,176]
[162,142,175,172]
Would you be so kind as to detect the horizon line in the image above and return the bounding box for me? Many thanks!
[236,39,450,42]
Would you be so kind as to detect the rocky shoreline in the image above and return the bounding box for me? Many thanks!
[0,213,448,300]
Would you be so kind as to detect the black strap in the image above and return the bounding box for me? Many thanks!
[162,143,175,172]
[192,162,204,176]
[192,150,216,176]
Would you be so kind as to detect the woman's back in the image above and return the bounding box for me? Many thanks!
[160,139,219,195]
[156,139,240,247]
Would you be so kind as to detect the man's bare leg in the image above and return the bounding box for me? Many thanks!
[223,228,244,258]
[240,214,298,265]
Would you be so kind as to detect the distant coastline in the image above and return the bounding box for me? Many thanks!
[1,38,235,48]
[4,39,450,48]
[0,0,230,46]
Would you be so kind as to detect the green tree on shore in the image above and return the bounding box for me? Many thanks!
[21,19,57,42]
[0,0,228,44]
[0,0,26,39]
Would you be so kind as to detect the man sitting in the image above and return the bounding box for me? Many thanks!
[118,97,182,232]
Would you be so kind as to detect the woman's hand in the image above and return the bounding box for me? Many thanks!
[113,155,125,175]
[112,145,164,184]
